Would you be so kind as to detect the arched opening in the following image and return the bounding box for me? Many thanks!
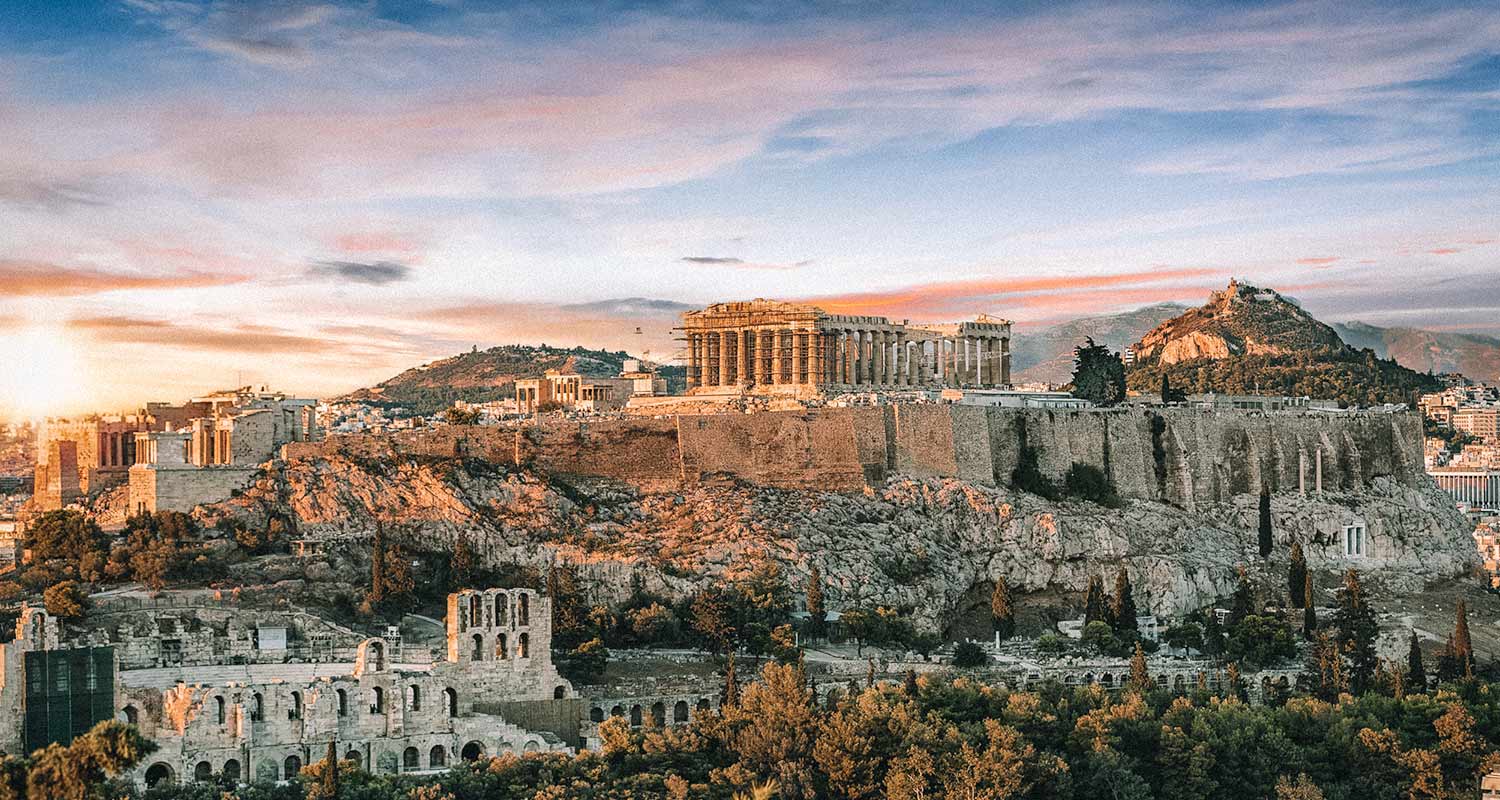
[495,594,508,626]
[444,687,457,717]
[344,750,362,770]
[407,684,421,712]
[1101,673,1113,688]
[630,705,643,727]
[518,593,530,625]
[674,700,689,723]
[523,740,540,752]
[461,741,484,761]
[215,696,225,724]
[372,686,385,713]
[194,761,213,783]
[590,707,604,722]
[469,594,482,627]
[429,745,446,768]
[121,705,139,724]
[144,763,175,787]
[697,698,711,714]
[222,759,240,782]
[251,693,264,721]
[337,689,348,716]
[283,755,302,780]
[402,747,419,771]
[290,691,303,720]
[496,633,508,659]
[650,701,666,726]
[368,641,385,671]
[471,633,484,661]
[610,705,624,718]
[553,685,566,700]
[517,632,529,659]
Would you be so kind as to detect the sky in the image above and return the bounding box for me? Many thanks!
[0,0,1497,417]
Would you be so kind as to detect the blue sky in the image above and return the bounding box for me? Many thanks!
[0,0,1497,414]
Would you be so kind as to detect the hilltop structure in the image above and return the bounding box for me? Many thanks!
[680,299,1012,395]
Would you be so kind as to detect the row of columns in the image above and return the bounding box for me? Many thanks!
[686,329,1010,389]
[98,431,136,467]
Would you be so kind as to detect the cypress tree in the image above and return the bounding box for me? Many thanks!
[322,740,338,799]
[1333,569,1378,695]
[805,566,827,641]
[1083,574,1110,628]
[1258,486,1273,559]
[722,653,739,707]
[1302,572,1317,639]
[990,577,1015,641]
[1288,542,1307,608]
[1202,610,1226,656]
[369,524,387,604]
[903,669,919,698]
[1128,642,1152,692]
[1228,568,1253,626]
[1405,631,1427,693]
[866,657,877,689]
[1160,374,1172,404]
[1437,635,1461,682]
[1112,567,1138,636]
[1453,599,1475,679]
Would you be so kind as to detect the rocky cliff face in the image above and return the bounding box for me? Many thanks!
[204,448,1477,630]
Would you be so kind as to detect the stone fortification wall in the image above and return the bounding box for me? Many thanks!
[285,407,1425,503]
[130,466,260,514]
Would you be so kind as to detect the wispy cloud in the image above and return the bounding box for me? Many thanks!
[306,260,412,285]
[0,260,248,297]
[680,256,812,270]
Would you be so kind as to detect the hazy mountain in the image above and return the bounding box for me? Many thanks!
[1333,321,1500,382]
[1011,303,1187,385]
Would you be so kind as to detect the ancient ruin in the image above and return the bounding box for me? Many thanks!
[680,299,1012,394]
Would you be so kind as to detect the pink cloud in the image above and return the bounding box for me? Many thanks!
[1296,256,1341,266]
[1428,248,1462,255]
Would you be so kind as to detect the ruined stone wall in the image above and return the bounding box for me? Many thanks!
[281,407,1427,503]
[130,466,259,514]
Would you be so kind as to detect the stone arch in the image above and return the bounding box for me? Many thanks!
[429,745,446,768]
[222,759,240,782]
[283,755,302,780]
[144,762,175,787]
[1083,672,1095,685]
[494,593,508,626]
[344,750,362,770]
[251,692,265,721]
[402,747,419,771]
[471,633,484,661]
[554,685,566,700]
[337,688,348,716]
[120,704,139,724]
[630,704,643,726]
[355,638,387,675]
[469,594,483,627]
[518,592,531,626]
[194,761,213,782]
[407,684,422,712]
[290,690,303,719]
[590,706,604,722]
[371,686,385,713]
[461,741,484,761]
[650,701,666,726]
[377,750,399,774]
[674,700,689,723]
[444,687,457,717]
[214,696,225,724]
[1100,673,1113,688]
[523,740,540,753]
[1173,674,1187,691]
[518,632,530,658]
[496,632,508,659]
[696,698,711,714]
[610,705,624,718]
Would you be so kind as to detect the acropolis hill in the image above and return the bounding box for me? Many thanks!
[232,402,1474,627]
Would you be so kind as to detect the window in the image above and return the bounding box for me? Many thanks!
[251,693,264,722]
[337,689,348,717]
[289,691,302,720]
[518,632,529,659]
[444,687,457,717]
[518,594,530,626]
[471,634,484,661]
[1343,524,1367,557]
[469,595,482,627]
[371,687,385,713]
[215,696,225,725]
[407,685,421,712]
[497,633,508,659]
[495,595,507,626]
[402,747,419,771]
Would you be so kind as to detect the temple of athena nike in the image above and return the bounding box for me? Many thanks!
[681,299,1011,395]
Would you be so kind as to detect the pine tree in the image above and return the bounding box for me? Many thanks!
[1288,542,1307,608]
[1453,599,1475,679]
[805,566,827,641]
[1111,567,1138,636]
[1083,574,1110,628]
[1129,642,1152,692]
[1405,631,1427,694]
[722,653,740,707]
[368,524,387,605]
[1228,568,1253,626]
[1258,486,1273,559]
[1332,569,1378,695]
[990,577,1015,641]
[1302,573,1317,639]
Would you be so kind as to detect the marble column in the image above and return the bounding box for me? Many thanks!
[717,332,731,387]
[895,334,907,386]
[687,334,699,388]
[872,331,884,384]
[1000,337,1011,385]
[792,330,805,384]
[737,329,750,386]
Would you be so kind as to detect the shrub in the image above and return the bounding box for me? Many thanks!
[1063,463,1121,507]
[952,640,988,668]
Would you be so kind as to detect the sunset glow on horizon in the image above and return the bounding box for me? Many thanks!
[1,0,1497,416]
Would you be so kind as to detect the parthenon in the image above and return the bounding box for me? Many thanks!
[681,299,1011,393]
